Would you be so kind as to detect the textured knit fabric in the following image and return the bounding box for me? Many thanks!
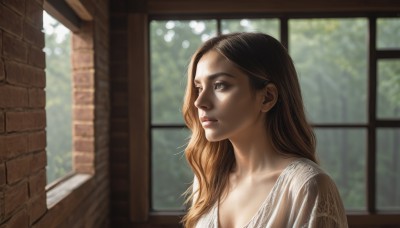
[194,158,348,228]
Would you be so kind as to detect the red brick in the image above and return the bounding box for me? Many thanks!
[74,90,94,105]
[30,151,46,173]
[28,131,46,152]
[74,152,94,164]
[28,46,46,69]
[0,4,23,37]
[74,163,94,174]
[95,21,108,48]
[0,134,28,161]
[110,62,127,81]
[0,60,4,81]
[111,91,127,107]
[0,84,29,108]
[111,119,128,132]
[74,107,94,121]
[3,33,28,62]
[0,112,4,133]
[74,138,94,152]
[5,61,46,88]
[75,123,94,137]
[72,25,93,49]
[6,110,46,132]
[0,187,3,219]
[24,20,45,48]
[2,0,25,15]
[0,163,5,186]
[29,193,46,225]
[72,50,94,69]
[4,181,28,216]
[110,32,127,51]
[28,169,46,197]
[73,69,94,89]
[110,46,127,62]
[3,208,29,228]
[28,88,45,108]
[26,0,43,29]
[6,155,31,184]
[0,29,2,51]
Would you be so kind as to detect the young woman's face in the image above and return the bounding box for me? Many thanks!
[194,50,265,142]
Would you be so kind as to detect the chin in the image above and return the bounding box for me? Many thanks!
[204,131,227,142]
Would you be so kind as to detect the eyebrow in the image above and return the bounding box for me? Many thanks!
[194,72,236,84]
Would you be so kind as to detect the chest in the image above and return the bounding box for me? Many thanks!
[218,176,278,228]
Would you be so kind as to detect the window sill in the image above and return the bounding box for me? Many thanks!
[33,173,94,227]
[46,173,92,208]
[146,212,400,226]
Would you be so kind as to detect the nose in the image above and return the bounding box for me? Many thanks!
[194,89,212,110]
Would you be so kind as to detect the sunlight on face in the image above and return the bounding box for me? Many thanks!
[194,51,265,142]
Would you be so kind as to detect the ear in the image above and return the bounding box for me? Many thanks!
[261,83,278,113]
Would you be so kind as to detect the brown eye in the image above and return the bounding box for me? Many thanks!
[214,82,227,90]
[195,86,203,94]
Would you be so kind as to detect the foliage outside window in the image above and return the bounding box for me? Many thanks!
[289,18,368,210]
[43,11,73,184]
[150,20,217,210]
[150,17,400,212]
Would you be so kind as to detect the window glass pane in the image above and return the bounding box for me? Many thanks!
[377,128,400,211]
[43,11,73,184]
[152,128,192,210]
[221,19,280,40]
[150,20,217,125]
[377,18,400,49]
[377,59,400,119]
[290,19,368,124]
[315,128,366,211]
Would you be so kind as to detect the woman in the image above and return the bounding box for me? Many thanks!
[182,32,348,228]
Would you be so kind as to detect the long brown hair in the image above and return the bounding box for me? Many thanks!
[182,33,316,227]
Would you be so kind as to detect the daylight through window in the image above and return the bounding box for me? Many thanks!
[43,11,73,185]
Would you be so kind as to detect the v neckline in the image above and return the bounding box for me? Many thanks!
[216,158,302,228]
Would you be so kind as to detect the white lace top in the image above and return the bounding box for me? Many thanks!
[194,158,348,228]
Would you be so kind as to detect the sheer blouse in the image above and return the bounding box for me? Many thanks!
[194,158,348,228]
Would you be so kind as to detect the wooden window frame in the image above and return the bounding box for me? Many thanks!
[43,0,96,218]
[128,1,400,227]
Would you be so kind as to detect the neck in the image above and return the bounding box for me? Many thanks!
[229,124,280,177]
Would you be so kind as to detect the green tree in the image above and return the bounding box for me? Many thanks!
[150,20,217,210]
[44,15,73,184]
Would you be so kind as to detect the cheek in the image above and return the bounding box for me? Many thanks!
[218,92,256,118]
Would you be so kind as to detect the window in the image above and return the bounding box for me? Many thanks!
[289,18,368,210]
[43,11,73,184]
[149,15,400,219]
[150,20,217,210]
[375,18,400,211]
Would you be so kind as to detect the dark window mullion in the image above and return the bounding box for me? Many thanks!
[367,16,377,214]
[312,124,368,128]
[376,50,400,59]
[376,120,400,127]
[280,17,288,49]
[217,18,222,35]
[151,124,187,129]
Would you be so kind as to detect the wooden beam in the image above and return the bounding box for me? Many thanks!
[66,0,94,21]
[44,0,81,32]
[128,13,150,222]
[146,0,400,14]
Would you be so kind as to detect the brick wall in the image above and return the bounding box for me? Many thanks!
[0,0,47,226]
[109,0,130,226]
[0,0,109,227]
